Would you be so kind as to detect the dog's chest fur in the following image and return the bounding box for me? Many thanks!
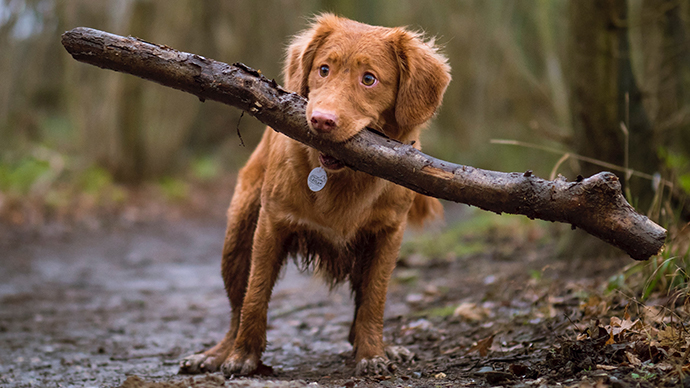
[263,138,411,243]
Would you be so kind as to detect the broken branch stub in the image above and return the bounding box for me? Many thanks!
[61,27,666,260]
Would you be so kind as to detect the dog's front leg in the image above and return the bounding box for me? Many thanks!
[351,225,406,376]
[221,210,286,377]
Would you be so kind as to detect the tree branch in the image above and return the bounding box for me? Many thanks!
[61,27,666,260]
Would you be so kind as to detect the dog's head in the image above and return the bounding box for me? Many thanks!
[284,14,451,170]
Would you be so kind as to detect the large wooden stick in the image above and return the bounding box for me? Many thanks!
[61,27,666,260]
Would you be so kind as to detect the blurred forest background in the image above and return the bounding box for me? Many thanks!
[1,0,689,237]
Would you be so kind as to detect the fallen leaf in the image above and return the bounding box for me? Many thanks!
[453,302,489,321]
[656,361,676,372]
[657,325,681,347]
[606,315,640,341]
[625,351,641,366]
[468,334,495,357]
[605,331,615,346]
[580,295,608,317]
[596,364,617,370]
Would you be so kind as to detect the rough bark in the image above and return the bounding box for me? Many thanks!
[640,0,690,220]
[566,0,661,258]
[61,27,666,260]
[568,0,657,208]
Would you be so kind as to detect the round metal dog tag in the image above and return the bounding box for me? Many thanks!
[307,167,327,192]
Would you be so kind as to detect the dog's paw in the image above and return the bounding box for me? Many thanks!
[179,353,222,374]
[355,355,396,376]
[385,345,415,363]
[221,353,257,377]
[220,353,273,377]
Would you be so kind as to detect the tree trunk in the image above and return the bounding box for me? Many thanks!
[566,0,659,258]
[640,0,690,220]
[569,0,657,201]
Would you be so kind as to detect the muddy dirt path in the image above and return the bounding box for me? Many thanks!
[0,217,364,387]
[0,208,635,387]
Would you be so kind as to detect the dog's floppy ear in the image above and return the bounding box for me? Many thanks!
[284,14,338,97]
[393,30,451,130]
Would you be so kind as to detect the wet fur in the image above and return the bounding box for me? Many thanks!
[180,13,451,376]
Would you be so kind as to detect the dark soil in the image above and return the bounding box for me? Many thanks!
[0,203,683,387]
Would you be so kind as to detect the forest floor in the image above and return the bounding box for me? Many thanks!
[1,179,688,388]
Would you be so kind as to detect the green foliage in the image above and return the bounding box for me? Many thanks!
[607,240,690,301]
[608,149,690,298]
[393,268,420,285]
[402,208,549,261]
[76,165,128,206]
[0,144,130,224]
[158,177,189,201]
[606,273,627,294]
[680,176,690,196]
[658,147,690,195]
[190,155,220,181]
[78,165,114,193]
[414,305,456,318]
[0,156,52,194]
[631,371,657,381]
[402,222,486,261]
[529,269,543,282]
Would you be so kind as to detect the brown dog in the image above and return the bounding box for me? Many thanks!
[180,13,451,376]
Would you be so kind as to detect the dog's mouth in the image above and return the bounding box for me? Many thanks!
[318,153,345,171]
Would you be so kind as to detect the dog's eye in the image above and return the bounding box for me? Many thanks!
[361,72,377,86]
[318,65,329,77]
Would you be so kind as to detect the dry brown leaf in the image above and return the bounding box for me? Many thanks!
[606,315,641,341]
[605,331,615,345]
[580,295,608,317]
[596,364,617,370]
[656,361,676,372]
[453,302,489,321]
[625,351,642,366]
[621,318,641,331]
[468,334,495,357]
[657,325,681,347]
[577,380,608,388]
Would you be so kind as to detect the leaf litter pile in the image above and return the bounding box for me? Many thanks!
[376,277,688,387]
